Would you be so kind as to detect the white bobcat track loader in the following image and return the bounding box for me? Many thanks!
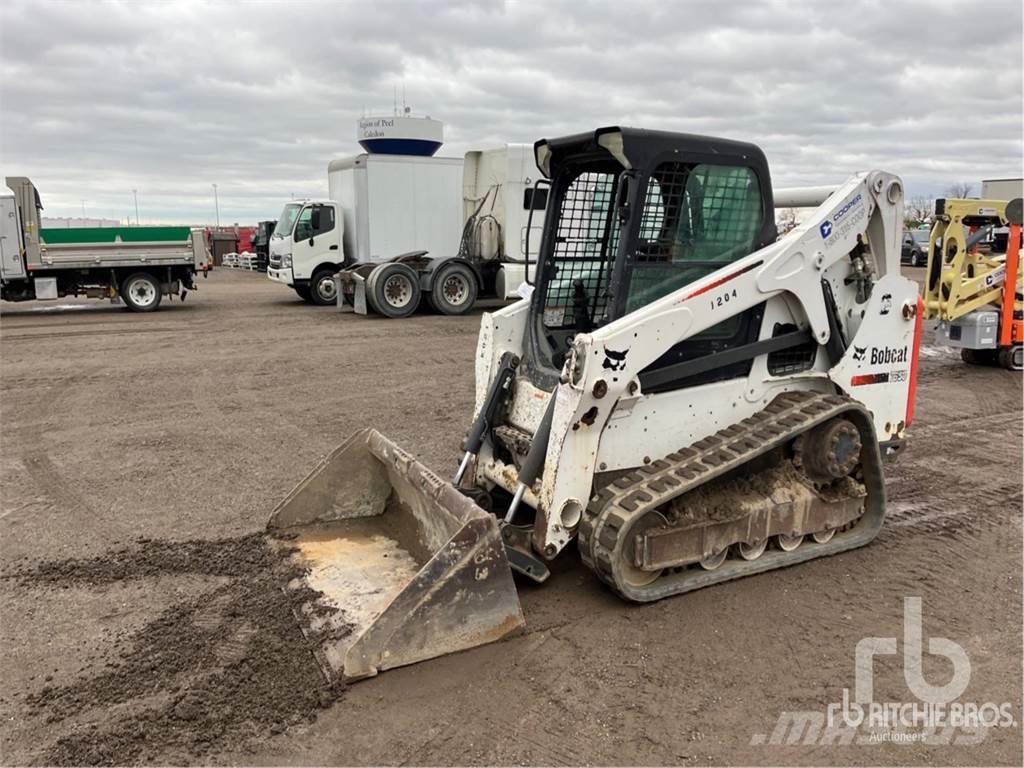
[268,127,923,681]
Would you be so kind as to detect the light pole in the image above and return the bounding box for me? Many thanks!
[212,183,220,227]
[132,189,139,225]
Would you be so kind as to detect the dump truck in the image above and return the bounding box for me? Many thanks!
[1,177,209,311]
[267,127,922,682]
[922,196,1023,369]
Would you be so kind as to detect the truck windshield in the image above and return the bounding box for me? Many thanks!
[273,204,301,238]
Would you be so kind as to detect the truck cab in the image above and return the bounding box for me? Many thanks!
[267,199,344,304]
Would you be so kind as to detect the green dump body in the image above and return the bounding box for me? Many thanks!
[40,226,193,245]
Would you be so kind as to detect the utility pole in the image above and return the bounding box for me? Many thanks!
[132,189,139,225]
[212,183,220,227]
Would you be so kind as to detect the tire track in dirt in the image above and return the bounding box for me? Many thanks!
[189,356,313,450]
[20,452,93,517]
[0,326,194,341]
[5,366,105,522]
[908,409,1015,435]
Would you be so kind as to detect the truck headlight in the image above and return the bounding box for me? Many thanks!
[281,254,292,268]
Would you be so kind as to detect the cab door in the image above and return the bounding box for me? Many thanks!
[290,203,337,279]
[0,197,26,279]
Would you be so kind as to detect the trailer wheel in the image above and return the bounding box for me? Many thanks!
[430,263,478,315]
[366,263,420,318]
[121,272,162,312]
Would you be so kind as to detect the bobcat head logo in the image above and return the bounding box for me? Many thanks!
[852,345,867,362]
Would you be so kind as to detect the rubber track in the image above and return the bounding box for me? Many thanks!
[577,390,887,602]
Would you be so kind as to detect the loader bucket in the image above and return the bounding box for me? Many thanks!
[268,428,525,681]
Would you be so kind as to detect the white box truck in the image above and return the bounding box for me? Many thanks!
[265,145,546,317]
[982,178,1024,251]
[1,177,209,311]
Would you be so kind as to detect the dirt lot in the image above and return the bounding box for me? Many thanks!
[1,269,1021,766]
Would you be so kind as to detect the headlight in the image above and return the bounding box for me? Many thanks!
[281,254,292,268]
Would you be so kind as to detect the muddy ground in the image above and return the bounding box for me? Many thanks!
[1,269,1020,766]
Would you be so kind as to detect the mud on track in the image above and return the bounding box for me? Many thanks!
[1,269,1021,766]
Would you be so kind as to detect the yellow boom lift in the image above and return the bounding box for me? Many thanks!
[923,197,1023,369]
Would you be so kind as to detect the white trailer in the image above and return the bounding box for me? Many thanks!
[328,153,464,266]
[265,145,546,316]
[462,145,546,299]
[1,177,209,311]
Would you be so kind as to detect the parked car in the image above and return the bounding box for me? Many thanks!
[902,229,929,266]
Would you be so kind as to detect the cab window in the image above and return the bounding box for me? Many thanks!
[625,163,763,315]
[294,205,335,241]
[313,206,335,236]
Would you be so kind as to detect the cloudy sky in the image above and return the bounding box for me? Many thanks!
[1,0,1021,225]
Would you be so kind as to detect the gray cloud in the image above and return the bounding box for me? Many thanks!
[1,0,1020,224]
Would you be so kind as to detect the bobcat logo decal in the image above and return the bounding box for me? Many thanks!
[852,345,867,362]
[602,347,629,371]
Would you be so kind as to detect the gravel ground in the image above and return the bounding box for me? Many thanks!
[1,268,1020,766]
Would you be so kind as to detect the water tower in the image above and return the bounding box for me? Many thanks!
[356,109,444,157]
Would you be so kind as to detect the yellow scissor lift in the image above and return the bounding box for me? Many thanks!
[923,197,1023,370]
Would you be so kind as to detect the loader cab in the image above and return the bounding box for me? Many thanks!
[526,127,777,391]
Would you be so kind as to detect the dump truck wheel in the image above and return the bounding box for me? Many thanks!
[367,263,420,318]
[121,272,162,312]
[430,263,478,315]
[309,269,338,305]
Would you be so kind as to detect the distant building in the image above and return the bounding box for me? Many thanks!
[42,216,122,228]
[981,178,1023,201]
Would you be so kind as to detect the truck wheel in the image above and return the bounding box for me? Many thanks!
[121,272,162,312]
[309,269,338,306]
[366,263,420,318]
[430,263,478,315]
[294,284,312,302]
